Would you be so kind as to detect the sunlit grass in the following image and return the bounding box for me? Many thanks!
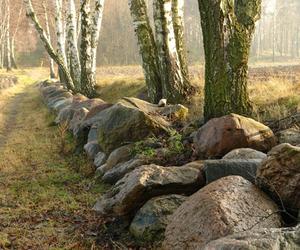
[94,65,300,123]
[0,72,107,249]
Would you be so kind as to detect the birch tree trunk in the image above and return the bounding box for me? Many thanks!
[43,1,56,79]
[0,43,3,69]
[5,0,11,71]
[10,37,17,69]
[66,0,81,90]
[172,0,189,77]
[153,0,192,103]
[24,0,75,91]
[91,0,105,77]
[198,0,261,121]
[128,0,162,103]
[80,0,97,98]
[55,0,68,83]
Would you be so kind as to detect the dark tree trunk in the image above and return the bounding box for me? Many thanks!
[198,0,261,121]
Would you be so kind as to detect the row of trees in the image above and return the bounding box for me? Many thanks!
[23,0,104,97]
[0,0,22,71]
[16,0,262,121]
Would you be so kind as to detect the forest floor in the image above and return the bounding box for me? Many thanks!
[0,69,108,249]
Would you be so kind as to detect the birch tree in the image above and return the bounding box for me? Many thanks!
[153,0,193,103]
[5,0,12,71]
[10,7,23,69]
[66,0,81,89]
[24,0,75,91]
[198,0,261,121]
[128,0,162,103]
[80,0,96,97]
[55,0,68,83]
[129,0,193,103]
[172,0,189,76]
[91,0,105,79]
[42,0,56,79]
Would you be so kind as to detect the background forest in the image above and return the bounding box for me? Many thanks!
[3,0,300,67]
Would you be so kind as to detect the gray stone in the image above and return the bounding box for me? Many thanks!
[94,152,107,168]
[102,158,148,184]
[52,98,73,112]
[204,226,300,250]
[204,159,262,184]
[102,144,134,174]
[130,195,187,242]
[84,141,101,159]
[223,148,267,160]
[93,164,204,216]
[87,126,98,143]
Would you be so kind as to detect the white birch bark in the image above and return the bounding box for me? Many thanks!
[153,0,186,103]
[5,0,11,71]
[80,0,96,97]
[42,1,56,79]
[128,0,162,103]
[91,0,105,75]
[66,0,81,90]
[172,0,189,76]
[24,0,75,91]
[55,0,68,82]
[10,7,23,69]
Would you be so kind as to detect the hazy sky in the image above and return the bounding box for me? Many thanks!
[266,0,276,12]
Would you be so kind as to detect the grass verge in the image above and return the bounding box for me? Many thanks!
[0,70,107,249]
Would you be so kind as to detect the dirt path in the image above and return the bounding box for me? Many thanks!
[0,77,106,249]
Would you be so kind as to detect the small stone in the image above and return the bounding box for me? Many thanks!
[130,195,187,242]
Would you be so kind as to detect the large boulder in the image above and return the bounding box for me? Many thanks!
[256,143,300,213]
[93,164,204,216]
[96,97,187,153]
[204,159,261,184]
[223,148,267,160]
[163,176,281,250]
[194,114,277,159]
[130,195,187,242]
[204,226,300,250]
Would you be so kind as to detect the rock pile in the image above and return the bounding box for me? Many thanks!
[39,80,300,248]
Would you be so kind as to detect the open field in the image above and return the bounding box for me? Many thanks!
[94,64,300,123]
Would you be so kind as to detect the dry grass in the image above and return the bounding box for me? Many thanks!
[0,69,107,249]
[95,64,300,123]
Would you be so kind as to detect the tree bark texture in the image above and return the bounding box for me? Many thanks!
[198,0,261,121]
[80,0,97,98]
[128,0,162,103]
